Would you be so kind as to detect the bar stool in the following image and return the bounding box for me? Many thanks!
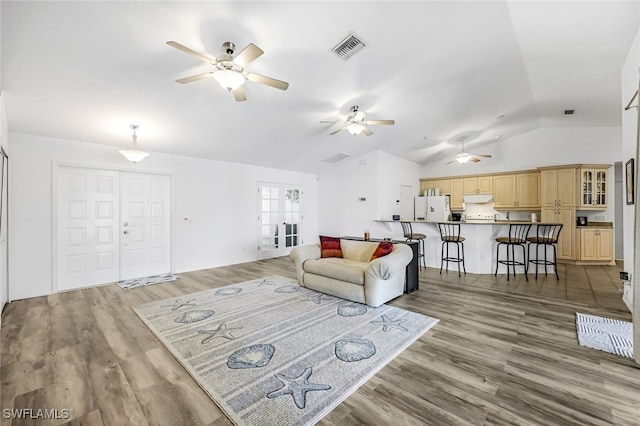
[437,223,466,277]
[527,223,563,280]
[494,223,531,281]
[401,222,426,269]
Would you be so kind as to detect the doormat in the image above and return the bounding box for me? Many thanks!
[576,312,633,359]
[133,276,439,426]
[118,273,179,290]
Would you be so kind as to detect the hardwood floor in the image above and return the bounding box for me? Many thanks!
[1,259,638,425]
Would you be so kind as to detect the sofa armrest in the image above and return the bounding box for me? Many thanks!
[289,244,321,285]
[365,244,412,281]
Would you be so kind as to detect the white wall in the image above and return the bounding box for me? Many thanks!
[318,150,420,241]
[420,126,622,223]
[0,95,8,317]
[621,26,640,309]
[9,132,318,300]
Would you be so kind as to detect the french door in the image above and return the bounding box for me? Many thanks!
[258,183,302,259]
[57,166,171,292]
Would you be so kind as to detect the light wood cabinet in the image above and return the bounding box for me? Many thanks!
[463,176,493,195]
[577,227,613,262]
[541,207,576,260]
[420,179,451,196]
[541,168,576,207]
[578,167,609,209]
[493,173,540,209]
[450,178,464,210]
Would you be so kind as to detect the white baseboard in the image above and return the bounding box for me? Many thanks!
[623,294,633,312]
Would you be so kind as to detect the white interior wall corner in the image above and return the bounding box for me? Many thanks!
[622,26,640,312]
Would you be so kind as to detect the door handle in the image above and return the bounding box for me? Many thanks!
[123,230,129,235]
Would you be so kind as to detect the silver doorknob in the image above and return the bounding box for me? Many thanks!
[123,230,129,234]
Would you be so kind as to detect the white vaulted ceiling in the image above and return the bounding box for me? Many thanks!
[2,1,639,173]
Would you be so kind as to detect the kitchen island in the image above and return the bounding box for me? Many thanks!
[376,219,548,274]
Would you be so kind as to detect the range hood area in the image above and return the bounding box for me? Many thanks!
[463,194,493,204]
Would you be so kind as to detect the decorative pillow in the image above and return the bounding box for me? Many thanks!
[370,242,394,260]
[319,236,343,258]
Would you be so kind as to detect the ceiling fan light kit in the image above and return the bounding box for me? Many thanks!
[326,105,395,136]
[213,69,246,91]
[118,124,150,163]
[168,40,289,102]
[447,137,491,165]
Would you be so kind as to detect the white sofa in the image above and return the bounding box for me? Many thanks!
[289,239,413,307]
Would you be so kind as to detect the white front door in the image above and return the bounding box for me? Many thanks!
[120,172,171,280]
[57,167,171,291]
[258,183,302,259]
[58,167,120,291]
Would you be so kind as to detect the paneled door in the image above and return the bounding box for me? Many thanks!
[58,167,120,291]
[258,183,302,259]
[57,167,171,291]
[119,172,171,280]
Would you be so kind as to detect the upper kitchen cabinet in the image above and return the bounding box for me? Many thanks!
[578,166,610,209]
[450,178,464,210]
[540,167,577,207]
[420,179,451,196]
[493,172,540,209]
[463,176,493,195]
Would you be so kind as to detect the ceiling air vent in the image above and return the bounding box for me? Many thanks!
[322,152,351,163]
[564,109,575,115]
[331,33,366,60]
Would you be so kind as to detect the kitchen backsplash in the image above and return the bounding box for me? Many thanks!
[457,203,539,221]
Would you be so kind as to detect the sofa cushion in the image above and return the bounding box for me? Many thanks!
[339,239,379,262]
[370,242,394,260]
[320,235,343,258]
[303,258,367,285]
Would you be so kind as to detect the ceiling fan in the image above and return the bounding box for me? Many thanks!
[447,138,492,164]
[322,105,395,136]
[167,40,289,102]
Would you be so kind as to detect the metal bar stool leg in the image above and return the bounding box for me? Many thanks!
[522,243,528,281]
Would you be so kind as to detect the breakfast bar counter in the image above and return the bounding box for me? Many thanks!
[376,220,547,274]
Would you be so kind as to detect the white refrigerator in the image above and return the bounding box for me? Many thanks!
[426,195,451,222]
[414,196,427,220]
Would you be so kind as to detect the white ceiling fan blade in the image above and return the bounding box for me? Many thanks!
[167,41,216,64]
[176,72,214,84]
[330,127,345,135]
[233,86,247,102]
[246,73,289,90]
[234,43,264,67]
[361,127,374,136]
[365,120,395,126]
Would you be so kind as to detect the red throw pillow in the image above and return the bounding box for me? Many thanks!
[320,236,343,258]
[370,242,394,260]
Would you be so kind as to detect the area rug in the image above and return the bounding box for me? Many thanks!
[576,313,633,359]
[118,273,179,290]
[133,275,438,426]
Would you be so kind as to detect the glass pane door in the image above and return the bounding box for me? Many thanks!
[582,170,593,205]
[258,183,303,259]
[284,187,301,248]
[595,170,606,205]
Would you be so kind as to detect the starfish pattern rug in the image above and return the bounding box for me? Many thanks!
[117,273,179,290]
[576,312,633,359]
[133,275,438,426]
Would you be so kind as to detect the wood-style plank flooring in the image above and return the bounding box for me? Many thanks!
[1,259,638,425]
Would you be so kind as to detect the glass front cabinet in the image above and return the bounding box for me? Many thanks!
[579,167,608,209]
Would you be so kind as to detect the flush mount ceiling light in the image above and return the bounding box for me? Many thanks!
[118,124,150,163]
